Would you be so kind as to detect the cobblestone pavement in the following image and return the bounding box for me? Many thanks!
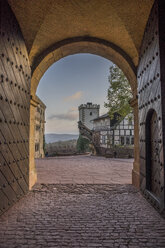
[0,156,165,248]
[36,155,133,184]
[0,184,165,248]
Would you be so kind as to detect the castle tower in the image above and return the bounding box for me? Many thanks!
[78,102,100,130]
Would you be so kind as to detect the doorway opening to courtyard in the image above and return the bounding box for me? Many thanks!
[33,53,135,186]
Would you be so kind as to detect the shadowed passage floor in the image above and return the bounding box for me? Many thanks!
[0,155,165,248]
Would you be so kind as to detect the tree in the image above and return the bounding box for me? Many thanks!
[104,65,133,119]
[76,135,90,153]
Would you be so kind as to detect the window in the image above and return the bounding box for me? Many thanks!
[120,136,125,145]
[36,125,40,131]
[126,130,130,135]
[102,135,106,144]
[128,119,132,125]
[115,135,119,141]
[120,130,124,135]
[90,112,92,116]
[115,130,119,135]
[131,137,134,145]
[35,143,39,152]
[126,137,130,145]
[109,136,113,145]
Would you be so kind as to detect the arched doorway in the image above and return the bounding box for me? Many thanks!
[29,41,140,190]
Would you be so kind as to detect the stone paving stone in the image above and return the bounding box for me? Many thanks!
[35,155,133,184]
[0,156,165,247]
[0,184,165,248]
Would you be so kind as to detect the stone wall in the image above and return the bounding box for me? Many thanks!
[96,147,134,159]
[45,140,77,157]
[34,96,46,159]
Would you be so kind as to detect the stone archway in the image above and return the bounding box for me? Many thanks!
[31,37,137,96]
[6,0,155,192]
[29,39,140,189]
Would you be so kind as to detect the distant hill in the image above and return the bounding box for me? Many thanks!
[45,133,79,144]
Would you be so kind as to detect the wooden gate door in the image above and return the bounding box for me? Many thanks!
[0,0,31,215]
[150,112,160,199]
[138,0,165,212]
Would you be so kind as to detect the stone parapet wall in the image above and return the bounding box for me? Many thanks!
[96,147,134,159]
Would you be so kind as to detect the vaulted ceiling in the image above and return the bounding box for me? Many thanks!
[8,0,154,67]
[7,0,154,95]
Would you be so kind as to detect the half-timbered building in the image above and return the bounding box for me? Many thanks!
[91,113,134,157]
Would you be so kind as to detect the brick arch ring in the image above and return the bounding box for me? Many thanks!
[30,36,137,97]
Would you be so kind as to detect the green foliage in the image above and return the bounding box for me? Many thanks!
[76,135,90,153]
[104,65,133,119]
[45,139,77,156]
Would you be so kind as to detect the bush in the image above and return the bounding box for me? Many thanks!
[76,135,90,153]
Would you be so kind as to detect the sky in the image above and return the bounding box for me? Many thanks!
[36,54,113,134]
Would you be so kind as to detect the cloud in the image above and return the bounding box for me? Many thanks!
[64,91,83,102]
[48,108,78,121]
[46,119,79,134]
[48,113,77,121]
